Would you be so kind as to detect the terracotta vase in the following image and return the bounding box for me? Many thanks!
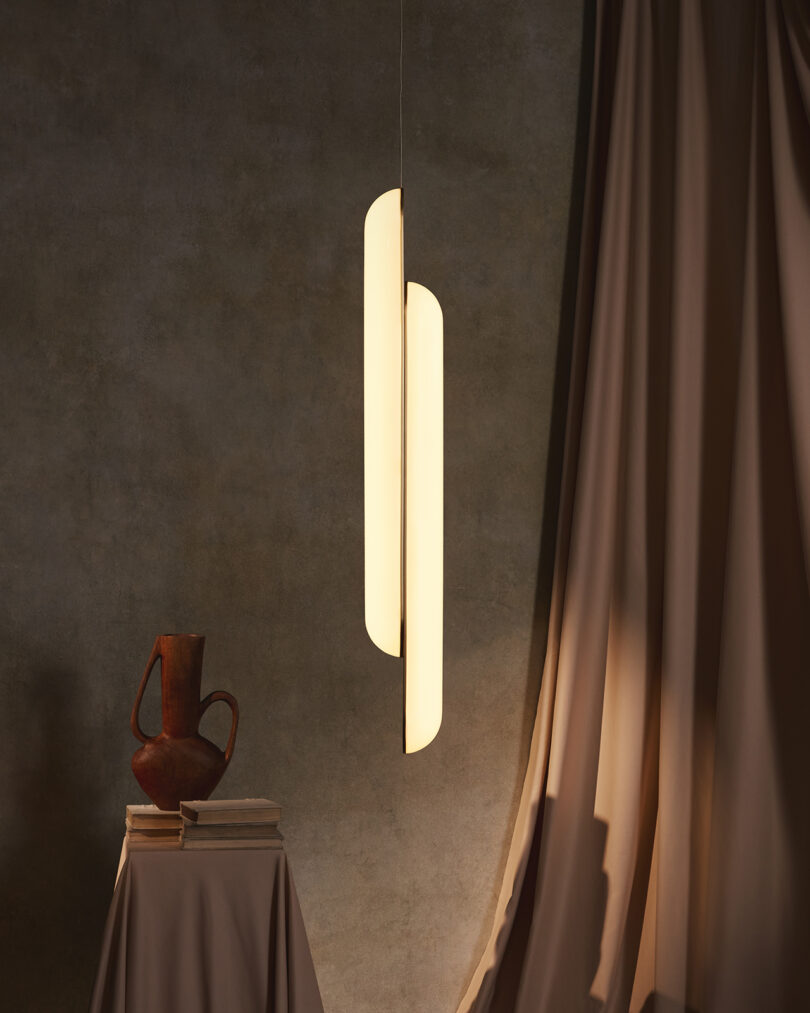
[131,634,239,811]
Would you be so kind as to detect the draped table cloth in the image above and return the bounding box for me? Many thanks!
[90,847,324,1013]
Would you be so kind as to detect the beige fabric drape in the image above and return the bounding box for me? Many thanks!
[459,2,810,1011]
[90,849,324,1013]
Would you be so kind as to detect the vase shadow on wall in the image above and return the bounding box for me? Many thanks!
[0,658,110,1010]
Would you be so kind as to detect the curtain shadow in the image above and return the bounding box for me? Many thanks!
[638,995,699,1013]
[481,2,604,1006]
[522,0,597,735]
[488,796,608,1013]
[750,7,810,1005]
[0,654,112,1010]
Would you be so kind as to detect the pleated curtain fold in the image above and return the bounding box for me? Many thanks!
[459,2,810,1011]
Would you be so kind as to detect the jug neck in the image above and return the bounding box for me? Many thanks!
[159,635,205,737]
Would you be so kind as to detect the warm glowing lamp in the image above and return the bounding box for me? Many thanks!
[364,189,403,658]
[364,188,443,753]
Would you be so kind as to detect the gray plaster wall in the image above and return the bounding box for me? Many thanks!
[0,2,584,1011]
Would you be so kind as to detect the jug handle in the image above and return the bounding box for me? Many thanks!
[131,638,161,743]
[200,691,240,763]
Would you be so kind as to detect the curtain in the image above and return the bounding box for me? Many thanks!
[459,2,810,1011]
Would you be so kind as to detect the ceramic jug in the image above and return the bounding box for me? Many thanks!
[131,634,239,811]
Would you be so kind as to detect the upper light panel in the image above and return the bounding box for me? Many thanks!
[364,189,404,658]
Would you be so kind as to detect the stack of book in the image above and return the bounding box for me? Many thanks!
[180,798,283,850]
[125,804,183,849]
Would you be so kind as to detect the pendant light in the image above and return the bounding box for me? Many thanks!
[364,1,443,754]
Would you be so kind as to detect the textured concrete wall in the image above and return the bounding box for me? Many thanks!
[0,2,583,1010]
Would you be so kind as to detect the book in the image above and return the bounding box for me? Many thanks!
[125,806,183,850]
[126,826,183,846]
[126,827,181,840]
[183,824,284,842]
[127,838,182,850]
[183,837,284,851]
[180,798,281,826]
[126,804,183,830]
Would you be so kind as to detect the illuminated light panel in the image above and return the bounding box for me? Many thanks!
[364,188,404,657]
[404,282,443,753]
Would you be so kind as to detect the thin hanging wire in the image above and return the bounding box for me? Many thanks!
[399,0,404,187]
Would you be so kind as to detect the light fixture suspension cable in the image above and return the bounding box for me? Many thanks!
[399,0,404,187]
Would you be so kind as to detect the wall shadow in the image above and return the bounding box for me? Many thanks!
[523,0,596,723]
[639,994,699,1013]
[750,7,810,1003]
[0,656,113,1011]
[476,2,604,1006]
[487,796,608,1012]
